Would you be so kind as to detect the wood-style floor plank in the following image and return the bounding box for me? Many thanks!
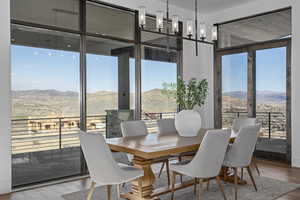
[1,159,300,200]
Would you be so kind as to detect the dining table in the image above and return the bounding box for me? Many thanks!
[106,128,243,200]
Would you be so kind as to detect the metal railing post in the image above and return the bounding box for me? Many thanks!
[268,112,271,139]
[59,118,62,149]
[105,115,108,138]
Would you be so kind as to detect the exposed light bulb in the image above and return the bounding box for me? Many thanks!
[172,15,179,33]
[199,22,207,40]
[212,26,218,41]
[186,19,194,37]
[156,10,164,31]
[138,6,146,28]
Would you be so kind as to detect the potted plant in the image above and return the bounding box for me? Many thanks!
[175,77,209,137]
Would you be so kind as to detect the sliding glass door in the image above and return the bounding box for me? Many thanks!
[11,25,82,186]
[221,52,248,128]
[216,40,291,162]
[255,47,288,158]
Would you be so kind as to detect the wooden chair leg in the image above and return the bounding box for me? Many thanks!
[233,168,238,200]
[87,181,96,200]
[178,156,183,183]
[158,161,165,178]
[241,168,244,180]
[252,158,261,176]
[206,179,210,191]
[223,167,228,180]
[216,176,227,200]
[198,179,203,200]
[171,171,176,200]
[107,185,112,200]
[117,184,121,200]
[247,166,258,191]
[194,178,197,195]
[166,160,171,186]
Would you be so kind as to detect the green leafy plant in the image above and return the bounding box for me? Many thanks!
[177,77,209,110]
[161,82,177,100]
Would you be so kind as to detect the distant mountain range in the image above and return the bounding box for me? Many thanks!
[11,89,286,118]
[223,91,286,102]
[11,89,177,118]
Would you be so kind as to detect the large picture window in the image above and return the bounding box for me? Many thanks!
[215,8,291,162]
[10,0,182,187]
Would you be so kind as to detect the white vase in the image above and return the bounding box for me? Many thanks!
[175,110,202,137]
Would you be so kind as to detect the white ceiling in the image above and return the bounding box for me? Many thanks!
[165,0,252,14]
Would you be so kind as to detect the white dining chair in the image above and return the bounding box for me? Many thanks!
[223,124,261,200]
[121,120,171,185]
[157,118,177,135]
[170,129,231,200]
[79,131,144,200]
[157,118,196,182]
[232,118,260,176]
[232,118,256,137]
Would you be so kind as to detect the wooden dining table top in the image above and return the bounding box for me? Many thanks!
[106,128,209,160]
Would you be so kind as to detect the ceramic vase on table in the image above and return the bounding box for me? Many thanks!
[175,109,202,137]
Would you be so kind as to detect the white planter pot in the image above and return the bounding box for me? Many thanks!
[175,110,202,137]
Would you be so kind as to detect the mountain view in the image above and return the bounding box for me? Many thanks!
[12,89,286,118]
[12,89,177,118]
[223,90,286,113]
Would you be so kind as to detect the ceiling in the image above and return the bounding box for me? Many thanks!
[164,0,252,14]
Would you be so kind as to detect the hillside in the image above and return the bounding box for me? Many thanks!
[223,91,286,103]
[12,89,286,118]
[12,89,177,118]
[222,91,286,113]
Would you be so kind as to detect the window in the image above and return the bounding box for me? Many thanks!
[11,0,80,30]
[255,47,287,154]
[218,9,291,48]
[10,0,182,187]
[86,37,136,138]
[221,52,248,128]
[86,2,135,40]
[11,24,81,186]
[141,46,178,133]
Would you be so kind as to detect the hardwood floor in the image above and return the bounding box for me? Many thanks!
[1,159,300,200]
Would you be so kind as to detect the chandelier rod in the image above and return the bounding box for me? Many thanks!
[141,28,214,45]
[195,0,198,56]
[166,0,170,52]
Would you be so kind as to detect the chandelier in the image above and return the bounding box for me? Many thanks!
[138,0,218,56]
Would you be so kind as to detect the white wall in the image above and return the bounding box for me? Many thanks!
[0,0,12,194]
[200,0,300,167]
[291,0,300,167]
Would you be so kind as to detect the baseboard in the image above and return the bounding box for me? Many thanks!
[0,180,11,196]
[292,156,300,168]
[12,175,89,193]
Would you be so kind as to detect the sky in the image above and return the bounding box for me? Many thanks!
[11,45,177,93]
[222,47,286,93]
[12,45,286,94]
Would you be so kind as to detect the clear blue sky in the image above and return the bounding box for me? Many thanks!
[12,45,286,93]
[11,45,177,93]
[222,47,286,93]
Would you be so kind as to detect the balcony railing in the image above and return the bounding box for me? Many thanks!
[222,111,286,139]
[142,112,176,133]
[11,112,176,154]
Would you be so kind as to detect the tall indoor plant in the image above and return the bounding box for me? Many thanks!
[175,77,209,137]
